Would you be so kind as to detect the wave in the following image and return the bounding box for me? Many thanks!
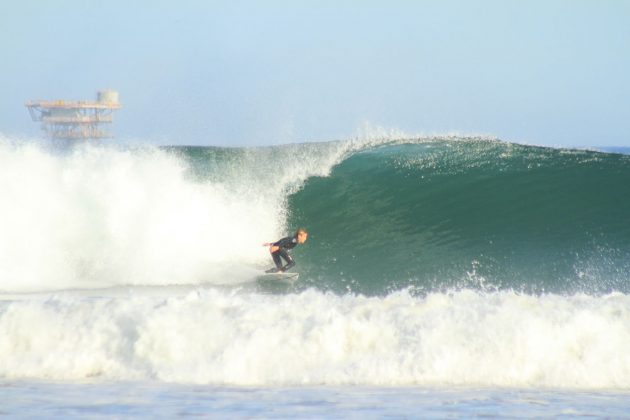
[0,138,351,292]
[1,134,630,389]
[0,135,629,294]
[290,139,630,294]
[2,288,630,388]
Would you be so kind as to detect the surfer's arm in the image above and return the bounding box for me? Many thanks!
[262,242,280,252]
[265,236,293,253]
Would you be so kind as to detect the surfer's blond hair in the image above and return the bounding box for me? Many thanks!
[295,228,308,237]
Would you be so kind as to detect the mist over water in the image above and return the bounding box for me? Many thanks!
[1,134,630,389]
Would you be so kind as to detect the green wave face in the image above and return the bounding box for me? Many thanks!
[288,140,630,295]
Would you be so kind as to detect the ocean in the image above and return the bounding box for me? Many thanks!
[1,136,630,417]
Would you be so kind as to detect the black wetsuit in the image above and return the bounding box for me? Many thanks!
[269,236,298,272]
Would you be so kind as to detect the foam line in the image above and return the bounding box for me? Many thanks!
[1,289,629,388]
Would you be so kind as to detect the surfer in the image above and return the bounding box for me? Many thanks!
[262,228,308,273]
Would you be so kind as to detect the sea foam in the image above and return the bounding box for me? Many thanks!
[0,139,354,292]
[1,288,629,388]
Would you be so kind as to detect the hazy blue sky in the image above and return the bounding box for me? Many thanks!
[1,0,628,147]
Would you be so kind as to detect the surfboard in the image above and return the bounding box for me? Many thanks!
[257,272,299,284]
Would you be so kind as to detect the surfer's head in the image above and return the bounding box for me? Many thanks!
[295,228,308,244]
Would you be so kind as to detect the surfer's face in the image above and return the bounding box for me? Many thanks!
[297,232,308,244]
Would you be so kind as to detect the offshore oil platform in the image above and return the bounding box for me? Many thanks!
[25,90,121,140]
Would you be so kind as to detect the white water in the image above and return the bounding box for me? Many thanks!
[2,288,630,389]
[0,139,356,292]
